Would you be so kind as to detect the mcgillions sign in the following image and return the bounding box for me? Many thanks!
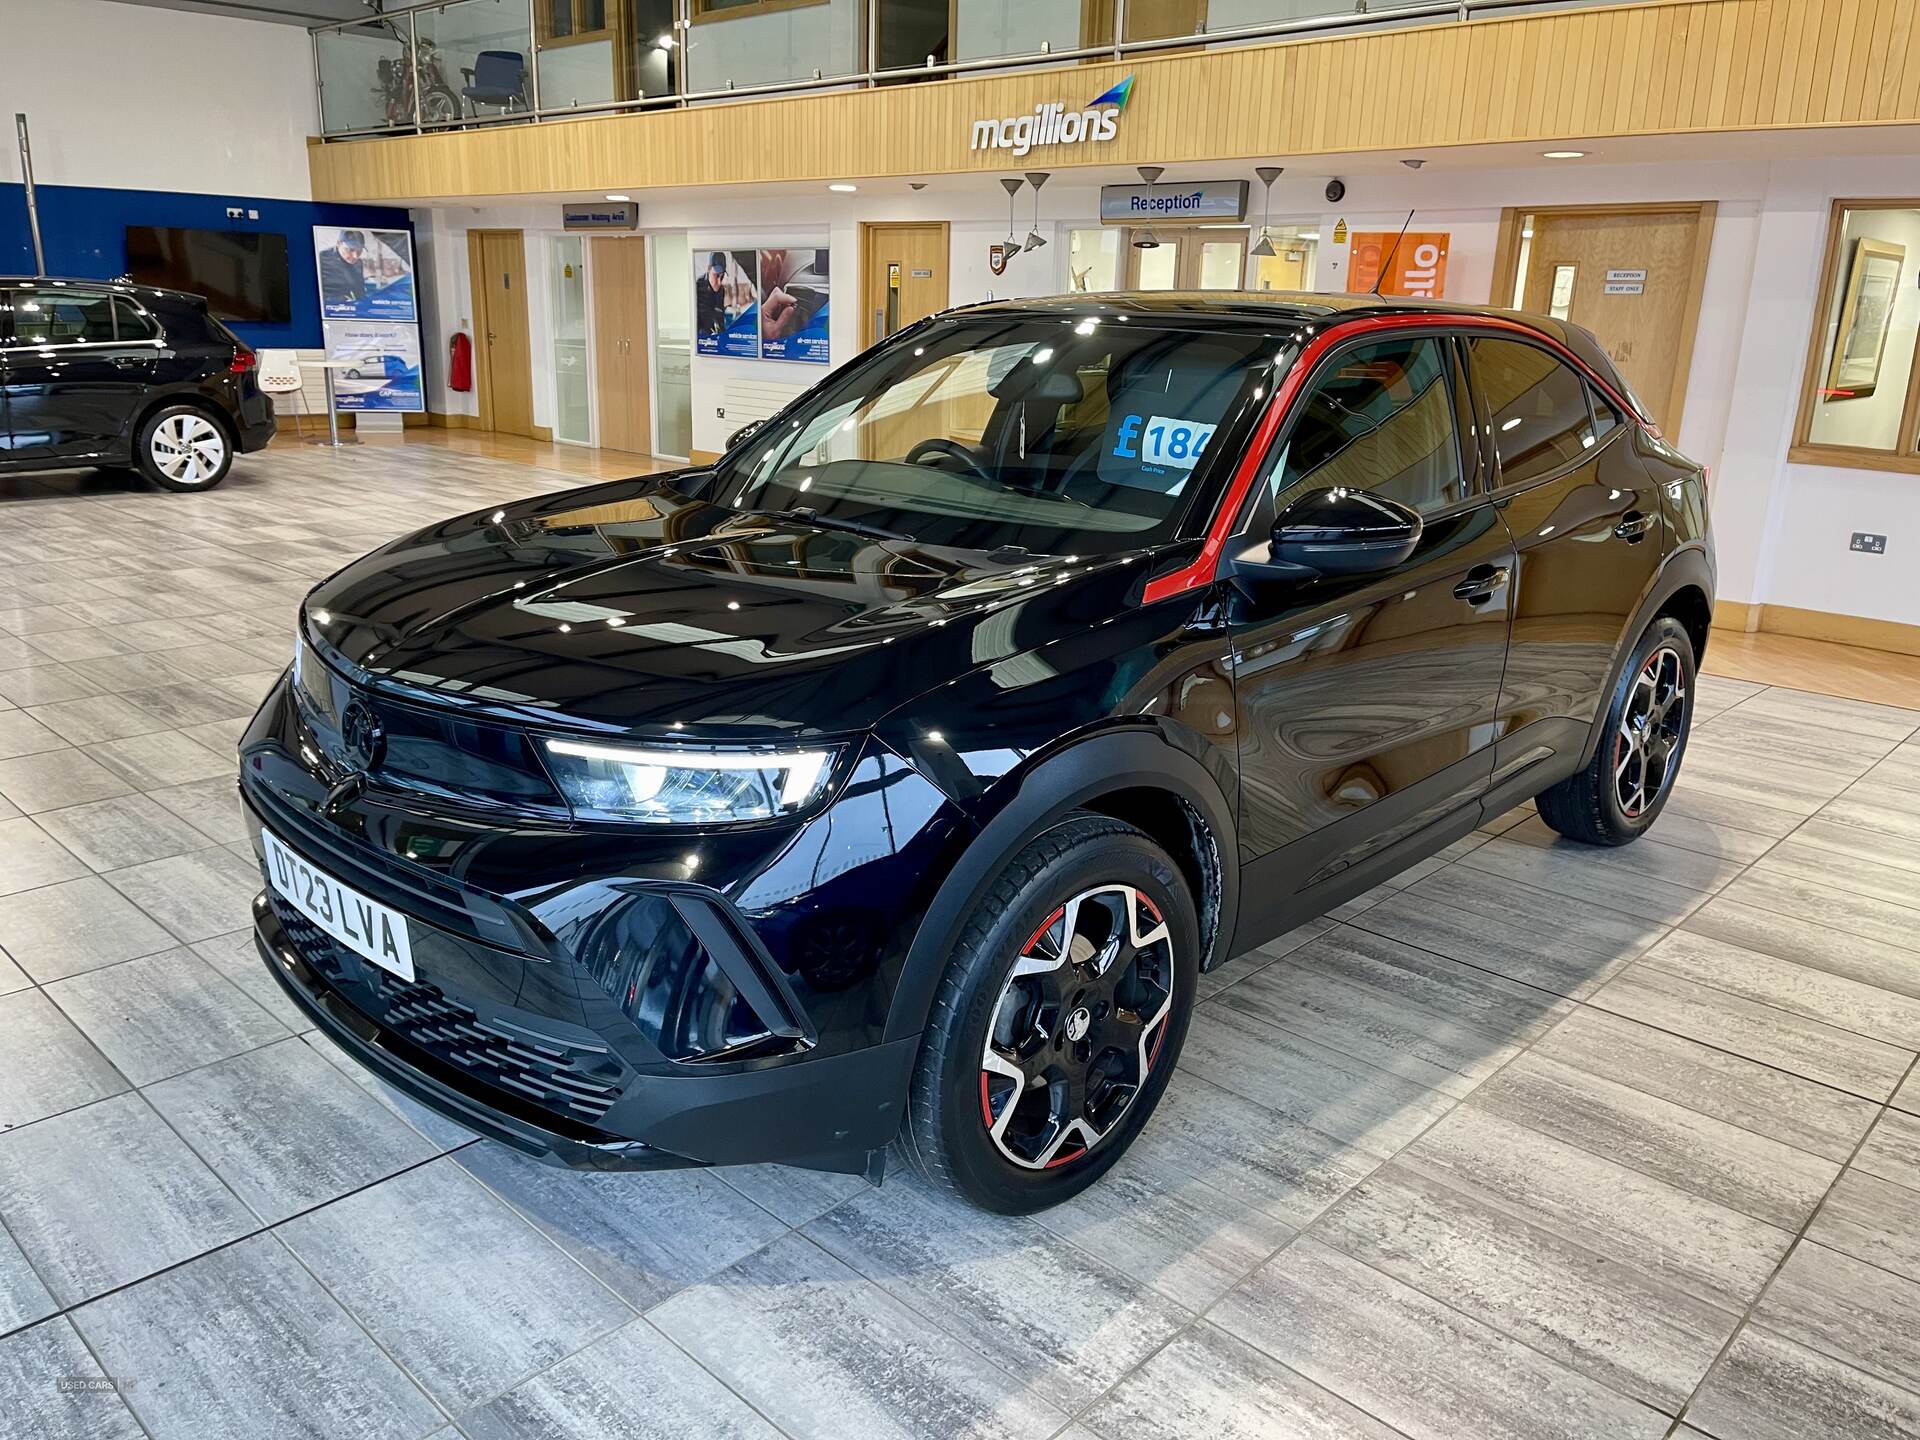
[970,76,1134,158]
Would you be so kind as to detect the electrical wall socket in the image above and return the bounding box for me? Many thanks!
[1850,532,1889,555]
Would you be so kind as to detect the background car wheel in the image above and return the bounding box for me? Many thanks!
[136,405,233,492]
[893,814,1199,1214]
[1537,614,1696,846]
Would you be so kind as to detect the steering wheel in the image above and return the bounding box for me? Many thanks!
[905,437,994,484]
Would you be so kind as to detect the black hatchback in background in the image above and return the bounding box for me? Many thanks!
[0,277,274,491]
[244,292,1714,1213]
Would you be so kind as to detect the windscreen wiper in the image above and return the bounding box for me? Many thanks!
[755,507,916,544]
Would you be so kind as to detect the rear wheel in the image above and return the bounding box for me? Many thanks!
[136,405,233,492]
[1538,615,1695,845]
[893,815,1198,1213]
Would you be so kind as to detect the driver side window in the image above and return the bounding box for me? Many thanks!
[1266,335,1465,517]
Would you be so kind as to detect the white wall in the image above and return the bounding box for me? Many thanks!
[0,0,317,198]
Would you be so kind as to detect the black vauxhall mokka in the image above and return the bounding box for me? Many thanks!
[243,291,1714,1213]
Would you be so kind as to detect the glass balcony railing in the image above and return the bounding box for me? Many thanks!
[313,0,1600,137]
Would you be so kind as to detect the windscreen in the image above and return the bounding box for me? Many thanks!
[707,314,1277,554]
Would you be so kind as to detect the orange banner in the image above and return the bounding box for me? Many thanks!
[1346,231,1451,298]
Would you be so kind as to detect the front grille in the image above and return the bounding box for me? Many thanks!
[268,892,626,1123]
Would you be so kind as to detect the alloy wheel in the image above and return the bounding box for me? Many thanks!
[150,413,227,487]
[979,884,1176,1170]
[1615,644,1687,818]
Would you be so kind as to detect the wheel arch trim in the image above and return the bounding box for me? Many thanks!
[1577,544,1715,770]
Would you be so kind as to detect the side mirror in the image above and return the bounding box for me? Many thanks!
[1270,487,1423,576]
[726,419,765,450]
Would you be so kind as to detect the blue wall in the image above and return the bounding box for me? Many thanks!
[0,183,411,350]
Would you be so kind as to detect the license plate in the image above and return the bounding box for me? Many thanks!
[262,828,415,982]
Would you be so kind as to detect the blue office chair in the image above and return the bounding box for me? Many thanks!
[462,50,529,114]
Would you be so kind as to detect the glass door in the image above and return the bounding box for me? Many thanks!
[550,235,592,445]
[1124,227,1249,289]
[648,232,693,460]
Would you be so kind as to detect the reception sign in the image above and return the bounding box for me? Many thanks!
[1346,230,1451,298]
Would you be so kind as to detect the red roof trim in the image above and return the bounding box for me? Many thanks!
[1141,312,1644,605]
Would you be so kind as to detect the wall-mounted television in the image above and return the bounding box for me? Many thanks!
[124,226,292,324]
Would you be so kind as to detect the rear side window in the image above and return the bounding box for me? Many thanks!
[114,298,160,341]
[1470,337,1600,486]
[1266,335,1466,515]
[12,290,115,346]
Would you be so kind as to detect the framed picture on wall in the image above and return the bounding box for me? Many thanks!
[1825,236,1905,400]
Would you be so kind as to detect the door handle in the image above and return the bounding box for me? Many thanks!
[111,355,145,368]
[1452,564,1511,604]
[1615,510,1656,542]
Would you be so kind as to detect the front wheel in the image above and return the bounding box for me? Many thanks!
[136,405,233,492]
[893,815,1198,1213]
[1538,615,1696,845]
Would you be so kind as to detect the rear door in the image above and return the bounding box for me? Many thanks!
[3,287,159,463]
[1464,333,1666,795]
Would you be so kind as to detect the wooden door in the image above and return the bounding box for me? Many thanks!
[863,223,949,348]
[1505,204,1715,433]
[471,230,536,438]
[591,237,652,455]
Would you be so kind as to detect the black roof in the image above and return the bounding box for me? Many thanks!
[0,276,206,306]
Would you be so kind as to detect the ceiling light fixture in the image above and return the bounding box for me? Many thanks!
[1000,176,1026,256]
[828,182,857,193]
[1401,158,1426,169]
[1542,150,1587,159]
[1024,171,1051,251]
[1250,165,1283,258]
[655,33,674,49]
[1133,166,1164,250]
[605,193,631,202]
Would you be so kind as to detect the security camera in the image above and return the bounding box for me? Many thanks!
[1325,178,1346,203]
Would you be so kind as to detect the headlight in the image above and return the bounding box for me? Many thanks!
[542,738,834,824]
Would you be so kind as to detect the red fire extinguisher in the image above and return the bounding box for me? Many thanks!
[449,331,473,393]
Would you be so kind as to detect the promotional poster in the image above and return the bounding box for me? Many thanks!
[758,248,831,364]
[313,225,418,321]
[323,321,424,412]
[695,249,760,357]
[1345,231,1451,298]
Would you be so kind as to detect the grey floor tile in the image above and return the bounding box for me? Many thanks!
[36,792,218,873]
[1670,746,1844,818]
[1686,1323,1920,1440]
[716,1162,870,1227]
[461,1318,779,1440]
[1467,1051,1839,1229]
[1457,832,1710,923]
[1081,1322,1399,1440]
[0,817,87,896]
[0,1318,145,1440]
[0,947,24,994]
[0,875,176,981]
[1664,781,1809,841]
[1316,1159,1737,1411]
[1718,866,1920,957]
[1754,1240,1920,1397]
[1632,806,1782,863]
[72,1233,446,1440]
[148,774,248,846]
[1729,686,1920,742]
[1590,962,1914,1101]
[66,652,194,694]
[25,695,168,747]
[119,680,259,731]
[1212,1237,1669,1440]
[0,988,128,1131]
[1196,917,1333,1001]
[298,1031,481,1152]
[192,927,306,1029]
[0,1093,254,1307]
[457,1142,788,1310]
[1685,894,1920,1003]
[21,628,140,665]
[1400,1104,1792,1315]
[1504,812,1752,893]
[144,1037,438,1224]
[1795,812,1920,874]
[277,1157,632,1413]
[1806,1169,1920,1285]
[1129,1076,1380,1227]
[0,663,101,707]
[47,947,288,1085]
[1855,1108,1920,1192]
[0,749,133,815]
[100,846,260,943]
[1898,1067,1920,1119]
[1529,1007,1878,1163]
[651,1231,1067,1440]
[805,1177,1188,1412]
[1755,837,1920,912]
[1030,1147,1293,1311]
[1354,862,1665,999]
[0,1225,56,1335]
[83,729,231,790]
[0,710,66,761]
[1179,1003,1456,1158]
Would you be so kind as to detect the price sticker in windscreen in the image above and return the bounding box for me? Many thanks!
[1137,415,1217,470]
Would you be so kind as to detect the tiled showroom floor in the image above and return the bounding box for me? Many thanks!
[2,443,1920,1440]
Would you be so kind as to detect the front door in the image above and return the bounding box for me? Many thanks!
[472,230,536,438]
[863,223,949,346]
[1506,204,1712,433]
[1230,332,1513,931]
[0,288,157,463]
[591,236,651,455]
[1463,333,1668,792]
[1126,227,1248,290]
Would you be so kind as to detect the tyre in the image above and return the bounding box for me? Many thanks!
[136,405,233,492]
[893,814,1199,1213]
[1538,615,1696,846]
[422,84,461,124]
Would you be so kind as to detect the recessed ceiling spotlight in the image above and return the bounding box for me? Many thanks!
[1542,150,1587,159]
[828,183,858,193]
[1401,158,1426,169]
[605,193,631,201]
